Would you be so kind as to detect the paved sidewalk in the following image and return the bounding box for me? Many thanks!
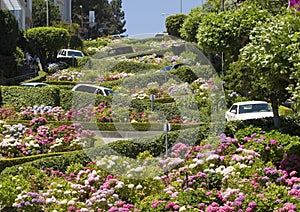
[94,131,163,143]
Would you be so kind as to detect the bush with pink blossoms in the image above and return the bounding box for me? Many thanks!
[0,123,96,157]
[2,132,300,211]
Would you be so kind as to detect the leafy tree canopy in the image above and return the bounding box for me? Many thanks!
[227,10,300,127]
[32,0,61,27]
[0,10,19,56]
[25,27,70,64]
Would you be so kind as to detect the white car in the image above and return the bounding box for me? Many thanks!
[72,84,116,96]
[57,49,85,59]
[20,82,49,87]
[225,101,274,121]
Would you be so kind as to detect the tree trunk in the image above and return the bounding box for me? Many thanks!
[271,99,281,129]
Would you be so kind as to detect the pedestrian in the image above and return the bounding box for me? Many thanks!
[35,56,43,72]
[25,51,32,66]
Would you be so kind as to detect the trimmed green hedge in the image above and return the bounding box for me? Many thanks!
[110,61,160,73]
[1,86,60,109]
[0,152,65,173]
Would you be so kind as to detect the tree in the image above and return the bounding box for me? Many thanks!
[0,10,21,79]
[195,3,271,73]
[165,14,186,38]
[32,0,61,27]
[25,27,70,65]
[107,0,126,35]
[230,11,300,127]
[180,7,206,43]
[72,0,125,38]
[0,10,18,56]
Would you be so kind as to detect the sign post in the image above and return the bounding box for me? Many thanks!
[150,94,155,112]
[164,123,171,157]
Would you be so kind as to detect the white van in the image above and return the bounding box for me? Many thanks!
[72,84,116,96]
[57,49,85,59]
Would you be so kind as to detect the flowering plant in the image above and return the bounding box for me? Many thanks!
[46,69,84,81]
[0,123,96,157]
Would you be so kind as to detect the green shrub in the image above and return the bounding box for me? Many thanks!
[0,150,91,177]
[169,66,198,83]
[0,152,65,173]
[110,61,160,73]
[1,86,60,110]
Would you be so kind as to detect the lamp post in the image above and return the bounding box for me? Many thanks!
[80,5,83,28]
[161,12,169,33]
[46,0,49,26]
[180,0,182,13]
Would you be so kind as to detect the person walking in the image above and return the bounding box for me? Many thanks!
[25,51,32,66]
[35,56,43,72]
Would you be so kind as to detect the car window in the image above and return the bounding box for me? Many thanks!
[230,105,237,114]
[67,51,83,57]
[75,85,97,94]
[96,89,104,95]
[104,89,116,96]
[239,104,272,114]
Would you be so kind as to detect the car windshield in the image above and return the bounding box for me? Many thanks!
[239,104,272,114]
[104,89,117,96]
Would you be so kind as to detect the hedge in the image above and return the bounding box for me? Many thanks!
[0,86,60,109]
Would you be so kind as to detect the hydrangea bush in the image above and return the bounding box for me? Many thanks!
[0,122,96,157]
[1,132,300,211]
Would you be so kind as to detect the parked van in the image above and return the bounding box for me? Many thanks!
[57,49,85,59]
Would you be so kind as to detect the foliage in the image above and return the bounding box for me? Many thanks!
[110,61,160,73]
[25,27,70,64]
[236,11,300,127]
[196,3,271,72]
[0,10,19,56]
[2,131,300,211]
[71,0,125,38]
[180,7,206,43]
[32,0,61,27]
[169,66,198,84]
[165,14,187,39]
[1,86,60,110]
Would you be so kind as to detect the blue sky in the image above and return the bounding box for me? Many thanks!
[122,0,203,37]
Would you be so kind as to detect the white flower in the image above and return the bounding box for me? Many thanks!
[196,159,204,165]
[64,190,72,195]
[135,166,144,172]
[67,200,75,205]
[206,154,219,161]
[112,156,119,161]
[115,181,124,189]
[60,199,68,204]
[179,206,187,211]
[128,184,134,189]
[153,176,161,180]
[188,163,197,169]
[136,184,142,189]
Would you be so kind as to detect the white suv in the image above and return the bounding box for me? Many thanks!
[72,84,116,96]
[225,101,274,121]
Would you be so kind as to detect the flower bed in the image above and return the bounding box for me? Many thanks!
[0,122,96,158]
[1,131,300,211]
